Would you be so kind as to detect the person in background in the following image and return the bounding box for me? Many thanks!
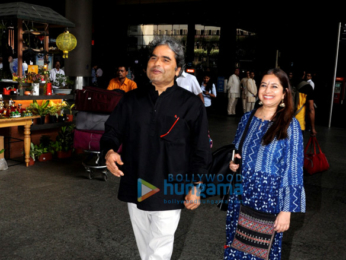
[306,72,315,90]
[246,71,257,112]
[50,60,65,87]
[107,65,137,92]
[240,71,250,113]
[0,57,3,70]
[227,68,241,116]
[91,64,103,87]
[225,68,305,259]
[176,70,204,103]
[294,71,317,135]
[200,72,216,112]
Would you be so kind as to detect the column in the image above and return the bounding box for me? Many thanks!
[64,0,93,89]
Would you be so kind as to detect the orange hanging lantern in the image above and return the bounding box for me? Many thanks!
[56,30,77,58]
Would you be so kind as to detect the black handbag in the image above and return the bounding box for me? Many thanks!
[215,110,256,211]
[207,144,236,210]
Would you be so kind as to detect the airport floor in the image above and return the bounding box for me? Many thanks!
[0,111,345,260]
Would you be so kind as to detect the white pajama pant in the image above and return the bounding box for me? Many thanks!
[242,99,247,113]
[246,102,255,112]
[127,203,181,260]
[227,96,238,115]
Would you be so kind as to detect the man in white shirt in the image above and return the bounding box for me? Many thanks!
[240,71,250,113]
[226,68,241,116]
[246,71,257,112]
[176,71,204,103]
[306,72,315,90]
[50,61,65,87]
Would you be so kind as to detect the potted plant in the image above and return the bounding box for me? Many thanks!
[15,76,25,96]
[66,103,75,122]
[53,74,74,94]
[28,142,37,166]
[27,72,42,96]
[57,101,69,122]
[47,100,60,123]
[51,125,74,158]
[27,100,51,124]
[35,135,54,162]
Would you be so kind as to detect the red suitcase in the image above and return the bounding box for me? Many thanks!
[75,86,124,113]
[74,129,122,153]
[73,129,104,151]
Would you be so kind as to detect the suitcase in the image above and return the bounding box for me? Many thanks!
[73,129,104,151]
[75,111,109,131]
[75,86,124,113]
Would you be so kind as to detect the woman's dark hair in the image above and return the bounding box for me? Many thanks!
[262,68,294,145]
[203,73,213,92]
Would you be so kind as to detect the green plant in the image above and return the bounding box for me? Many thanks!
[68,103,75,114]
[52,125,75,152]
[27,100,51,116]
[53,74,74,89]
[0,149,4,154]
[29,142,37,161]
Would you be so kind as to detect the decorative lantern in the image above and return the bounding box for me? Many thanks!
[56,30,77,58]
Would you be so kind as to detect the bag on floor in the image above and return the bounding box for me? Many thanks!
[304,136,329,175]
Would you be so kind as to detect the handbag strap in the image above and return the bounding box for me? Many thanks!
[232,109,257,200]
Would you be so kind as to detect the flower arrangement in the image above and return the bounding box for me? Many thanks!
[27,72,42,83]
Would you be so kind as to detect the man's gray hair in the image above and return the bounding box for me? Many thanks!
[148,36,185,77]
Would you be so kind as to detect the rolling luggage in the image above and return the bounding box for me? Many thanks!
[75,86,123,113]
[75,111,109,131]
[73,129,104,151]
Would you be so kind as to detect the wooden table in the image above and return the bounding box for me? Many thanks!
[0,116,40,167]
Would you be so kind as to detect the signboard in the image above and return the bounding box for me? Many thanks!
[217,76,225,92]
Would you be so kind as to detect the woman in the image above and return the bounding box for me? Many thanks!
[225,68,306,260]
[200,73,217,111]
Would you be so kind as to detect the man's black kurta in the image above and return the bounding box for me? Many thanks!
[100,84,211,211]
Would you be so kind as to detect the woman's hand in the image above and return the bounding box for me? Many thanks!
[229,154,241,172]
[274,211,291,232]
[205,91,210,95]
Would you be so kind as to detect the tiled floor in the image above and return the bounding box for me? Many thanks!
[0,111,345,260]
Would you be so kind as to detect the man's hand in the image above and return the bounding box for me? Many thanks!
[105,149,124,177]
[310,128,317,136]
[184,186,201,210]
[274,211,291,232]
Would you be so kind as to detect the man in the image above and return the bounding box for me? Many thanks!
[306,72,315,90]
[50,61,65,87]
[246,71,257,112]
[100,36,211,260]
[91,64,103,87]
[240,71,250,113]
[294,71,317,135]
[226,68,241,116]
[8,55,24,76]
[107,65,137,92]
[176,70,204,103]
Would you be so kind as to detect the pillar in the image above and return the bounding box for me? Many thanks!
[186,23,195,65]
[64,0,92,89]
[218,21,237,78]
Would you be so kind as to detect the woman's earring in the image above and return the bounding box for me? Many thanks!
[258,100,263,105]
[279,99,285,107]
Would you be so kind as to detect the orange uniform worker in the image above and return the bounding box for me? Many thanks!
[107,66,137,92]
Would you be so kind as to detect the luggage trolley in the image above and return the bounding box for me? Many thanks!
[73,86,124,181]
[82,150,108,181]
